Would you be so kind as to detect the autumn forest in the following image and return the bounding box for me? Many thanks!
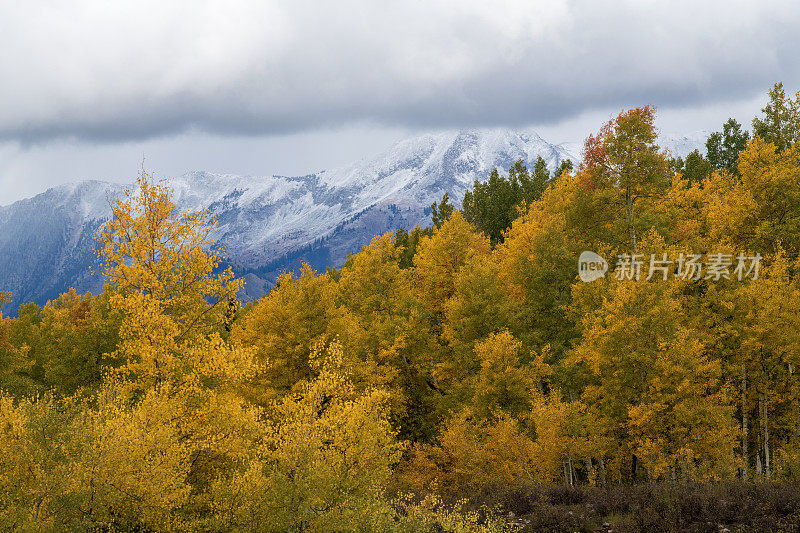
[3,83,800,531]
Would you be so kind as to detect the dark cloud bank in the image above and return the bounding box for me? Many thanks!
[2,0,799,145]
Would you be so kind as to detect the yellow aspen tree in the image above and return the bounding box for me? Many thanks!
[0,291,9,316]
[412,211,491,386]
[208,342,404,530]
[399,408,539,498]
[443,253,511,374]
[232,263,341,406]
[0,393,85,530]
[412,211,491,327]
[467,330,545,420]
[570,273,737,482]
[527,389,594,485]
[0,293,35,395]
[659,172,713,253]
[706,138,800,256]
[96,172,254,396]
[89,172,261,522]
[733,251,800,479]
[581,106,671,251]
[335,232,417,426]
[496,175,587,361]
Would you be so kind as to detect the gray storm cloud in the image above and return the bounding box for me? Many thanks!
[1,0,798,143]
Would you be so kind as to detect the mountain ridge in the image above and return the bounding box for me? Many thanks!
[0,128,706,315]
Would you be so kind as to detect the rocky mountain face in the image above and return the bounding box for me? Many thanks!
[0,128,706,315]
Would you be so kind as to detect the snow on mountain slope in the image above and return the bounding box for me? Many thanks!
[659,130,710,159]
[0,128,699,314]
[144,129,573,271]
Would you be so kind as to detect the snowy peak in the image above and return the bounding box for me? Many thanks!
[319,128,573,205]
[0,127,701,315]
[659,130,710,159]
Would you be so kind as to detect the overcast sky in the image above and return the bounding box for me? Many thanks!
[1,0,797,204]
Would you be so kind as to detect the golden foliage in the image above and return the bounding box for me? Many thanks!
[7,100,800,527]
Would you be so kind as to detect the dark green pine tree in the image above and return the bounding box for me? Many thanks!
[682,149,712,183]
[462,159,553,245]
[531,156,550,200]
[752,82,799,152]
[430,192,454,229]
[553,158,574,179]
[706,118,750,174]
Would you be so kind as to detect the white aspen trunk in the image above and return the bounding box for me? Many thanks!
[569,456,575,486]
[565,455,574,486]
[626,185,636,251]
[756,447,763,475]
[764,396,771,479]
[599,458,607,486]
[792,363,800,438]
[742,362,748,481]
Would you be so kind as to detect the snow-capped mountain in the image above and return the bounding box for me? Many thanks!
[659,130,711,159]
[0,128,706,315]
